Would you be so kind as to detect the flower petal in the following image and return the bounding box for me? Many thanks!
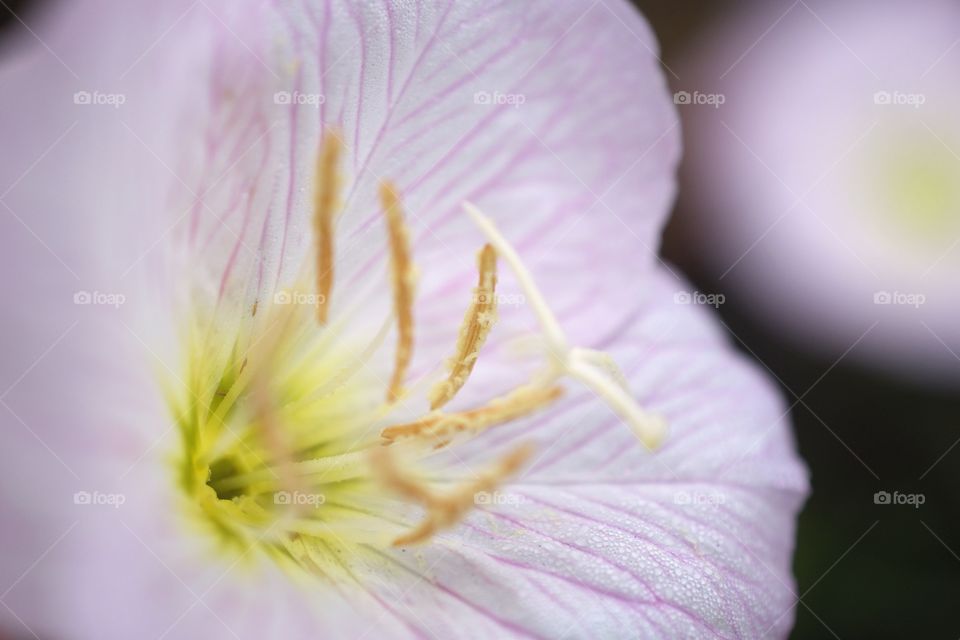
[0,3,799,640]
[13,1,679,316]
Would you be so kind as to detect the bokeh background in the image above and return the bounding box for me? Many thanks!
[2,2,957,638]
[635,2,960,639]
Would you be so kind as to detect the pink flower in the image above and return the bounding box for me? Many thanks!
[0,1,806,638]
[679,0,960,386]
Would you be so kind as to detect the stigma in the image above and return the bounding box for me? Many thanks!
[172,130,666,575]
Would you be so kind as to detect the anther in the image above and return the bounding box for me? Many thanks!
[429,244,498,410]
[371,442,534,546]
[314,130,342,325]
[382,383,563,448]
[381,181,417,403]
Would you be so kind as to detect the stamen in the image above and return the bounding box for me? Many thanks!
[314,130,342,325]
[429,244,498,410]
[463,202,569,360]
[381,181,417,403]
[382,383,563,448]
[371,442,534,546]
[463,202,667,450]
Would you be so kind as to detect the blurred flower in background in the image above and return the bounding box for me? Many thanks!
[678,0,960,387]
